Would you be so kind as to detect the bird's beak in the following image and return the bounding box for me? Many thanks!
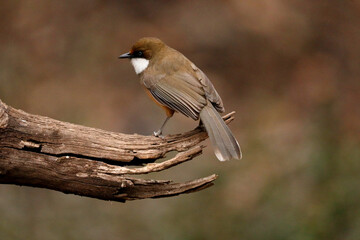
[118,52,132,59]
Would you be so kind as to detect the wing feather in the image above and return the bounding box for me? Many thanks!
[149,77,206,120]
[190,63,224,112]
[141,52,221,119]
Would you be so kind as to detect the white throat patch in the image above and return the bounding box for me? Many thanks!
[131,58,149,74]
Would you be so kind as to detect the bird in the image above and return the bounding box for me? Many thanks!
[119,37,242,161]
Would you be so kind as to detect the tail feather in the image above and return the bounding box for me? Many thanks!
[200,104,242,161]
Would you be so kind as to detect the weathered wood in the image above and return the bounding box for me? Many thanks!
[0,99,235,202]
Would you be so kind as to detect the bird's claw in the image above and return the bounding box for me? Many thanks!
[153,130,164,139]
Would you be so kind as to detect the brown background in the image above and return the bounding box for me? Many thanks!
[0,1,359,239]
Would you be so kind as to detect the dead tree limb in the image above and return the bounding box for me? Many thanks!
[0,99,236,202]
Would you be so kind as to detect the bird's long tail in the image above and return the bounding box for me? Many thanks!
[199,103,242,161]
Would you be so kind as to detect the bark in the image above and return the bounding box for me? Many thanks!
[0,99,236,202]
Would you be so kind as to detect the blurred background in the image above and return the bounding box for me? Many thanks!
[0,1,360,239]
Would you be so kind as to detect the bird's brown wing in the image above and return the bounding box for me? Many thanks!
[190,63,225,113]
[143,49,224,119]
[149,73,207,120]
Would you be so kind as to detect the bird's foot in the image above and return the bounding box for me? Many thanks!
[153,130,164,139]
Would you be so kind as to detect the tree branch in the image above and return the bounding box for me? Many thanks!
[0,99,235,202]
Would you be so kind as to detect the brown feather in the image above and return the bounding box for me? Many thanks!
[124,37,241,161]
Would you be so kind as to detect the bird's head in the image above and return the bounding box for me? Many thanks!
[119,37,165,74]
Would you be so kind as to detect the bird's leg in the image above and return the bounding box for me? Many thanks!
[154,116,171,137]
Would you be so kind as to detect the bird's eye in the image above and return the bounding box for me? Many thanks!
[136,51,143,57]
